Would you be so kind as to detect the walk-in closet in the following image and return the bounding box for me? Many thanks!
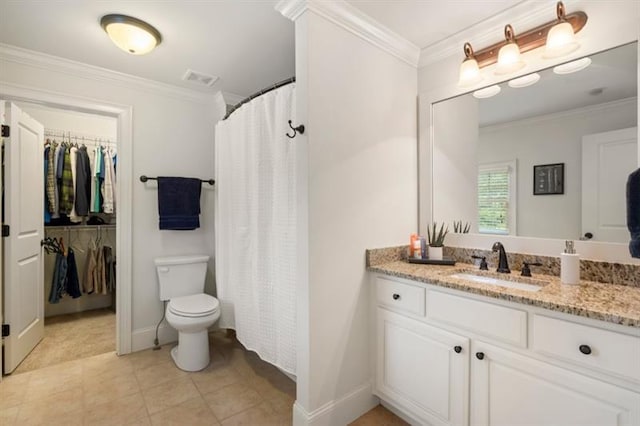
[8,103,118,374]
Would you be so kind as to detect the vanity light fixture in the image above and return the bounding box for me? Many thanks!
[457,2,587,86]
[458,43,483,87]
[495,25,525,75]
[544,1,579,59]
[553,57,592,75]
[508,72,541,88]
[473,85,501,99]
[100,14,162,55]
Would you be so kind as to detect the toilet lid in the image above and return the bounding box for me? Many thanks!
[169,294,219,318]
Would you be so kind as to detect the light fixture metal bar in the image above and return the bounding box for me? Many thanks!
[474,11,587,68]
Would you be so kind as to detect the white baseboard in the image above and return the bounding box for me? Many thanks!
[131,324,178,352]
[293,381,378,426]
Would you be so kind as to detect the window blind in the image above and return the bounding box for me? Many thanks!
[478,165,511,234]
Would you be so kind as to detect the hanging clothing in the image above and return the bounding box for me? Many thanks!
[95,247,106,295]
[44,145,51,224]
[51,142,62,218]
[48,252,67,304]
[103,245,116,293]
[75,146,91,216]
[69,146,82,223]
[102,149,116,214]
[46,141,57,213]
[83,246,97,294]
[59,145,74,214]
[66,248,82,299]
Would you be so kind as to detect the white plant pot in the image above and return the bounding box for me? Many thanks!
[429,246,443,261]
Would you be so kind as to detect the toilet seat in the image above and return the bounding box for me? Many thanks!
[168,294,219,318]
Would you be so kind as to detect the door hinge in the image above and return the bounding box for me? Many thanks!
[1,324,9,337]
[1,224,9,237]
[1,125,9,137]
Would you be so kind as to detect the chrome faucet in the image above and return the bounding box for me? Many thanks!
[492,242,511,273]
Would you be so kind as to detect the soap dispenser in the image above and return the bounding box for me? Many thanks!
[561,240,580,285]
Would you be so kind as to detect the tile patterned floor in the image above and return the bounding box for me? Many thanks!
[13,308,116,374]
[2,330,405,425]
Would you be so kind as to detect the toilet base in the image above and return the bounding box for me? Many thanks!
[170,330,210,372]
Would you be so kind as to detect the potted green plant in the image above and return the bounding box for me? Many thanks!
[427,222,448,260]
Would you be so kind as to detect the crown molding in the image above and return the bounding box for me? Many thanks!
[0,43,217,104]
[419,0,557,68]
[276,0,420,67]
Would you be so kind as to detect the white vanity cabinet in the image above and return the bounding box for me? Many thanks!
[376,308,469,426]
[470,341,640,426]
[373,275,640,426]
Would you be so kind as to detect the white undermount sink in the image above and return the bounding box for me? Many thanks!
[449,272,546,292]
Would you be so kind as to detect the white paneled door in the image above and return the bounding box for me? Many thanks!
[582,127,638,243]
[1,101,45,374]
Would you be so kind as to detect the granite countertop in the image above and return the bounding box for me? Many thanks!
[368,259,640,328]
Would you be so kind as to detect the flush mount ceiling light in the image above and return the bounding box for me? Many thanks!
[495,25,525,75]
[100,14,162,55]
[473,85,501,99]
[458,43,483,87]
[553,57,592,74]
[457,2,587,86]
[508,73,541,88]
[544,1,579,59]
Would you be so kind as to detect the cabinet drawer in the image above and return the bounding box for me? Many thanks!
[376,277,426,316]
[426,290,527,347]
[532,314,640,383]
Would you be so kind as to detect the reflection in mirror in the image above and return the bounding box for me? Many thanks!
[432,42,638,244]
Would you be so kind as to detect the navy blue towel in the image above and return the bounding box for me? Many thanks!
[627,167,640,258]
[157,177,202,230]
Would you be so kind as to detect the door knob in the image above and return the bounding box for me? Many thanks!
[475,352,485,360]
[454,346,462,353]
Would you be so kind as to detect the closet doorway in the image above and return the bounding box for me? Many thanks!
[2,101,120,375]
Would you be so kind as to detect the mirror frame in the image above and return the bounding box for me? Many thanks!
[418,25,640,264]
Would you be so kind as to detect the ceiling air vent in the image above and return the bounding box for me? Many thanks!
[182,69,219,87]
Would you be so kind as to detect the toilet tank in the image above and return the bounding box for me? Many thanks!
[155,255,210,301]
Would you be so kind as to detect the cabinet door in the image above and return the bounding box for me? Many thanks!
[376,308,469,426]
[470,341,640,426]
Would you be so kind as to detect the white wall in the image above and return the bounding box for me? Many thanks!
[293,8,417,424]
[480,99,637,240]
[1,47,222,351]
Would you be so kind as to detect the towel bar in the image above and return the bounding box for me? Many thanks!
[139,175,215,185]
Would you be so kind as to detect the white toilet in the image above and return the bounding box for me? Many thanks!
[155,255,220,372]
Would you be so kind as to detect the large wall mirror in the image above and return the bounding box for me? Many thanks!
[431,42,638,245]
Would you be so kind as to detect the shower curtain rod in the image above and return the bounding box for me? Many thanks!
[223,76,296,120]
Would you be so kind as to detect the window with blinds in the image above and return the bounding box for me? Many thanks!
[478,161,517,235]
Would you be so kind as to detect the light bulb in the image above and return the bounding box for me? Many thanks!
[495,42,525,75]
[458,58,483,87]
[544,21,579,59]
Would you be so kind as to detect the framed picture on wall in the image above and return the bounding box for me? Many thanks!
[533,163,564,195]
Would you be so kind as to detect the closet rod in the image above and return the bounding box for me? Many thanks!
[223,76,296,120]
[140,175,215,186]
[45,225,116,230]
[45,129,115,145]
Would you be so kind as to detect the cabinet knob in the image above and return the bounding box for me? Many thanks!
[579,345,592,355]
[392,293,400,300]
[475,352,485,360]
[454,346,462,354]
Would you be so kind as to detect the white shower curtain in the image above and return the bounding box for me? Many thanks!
[214,84,297,375]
